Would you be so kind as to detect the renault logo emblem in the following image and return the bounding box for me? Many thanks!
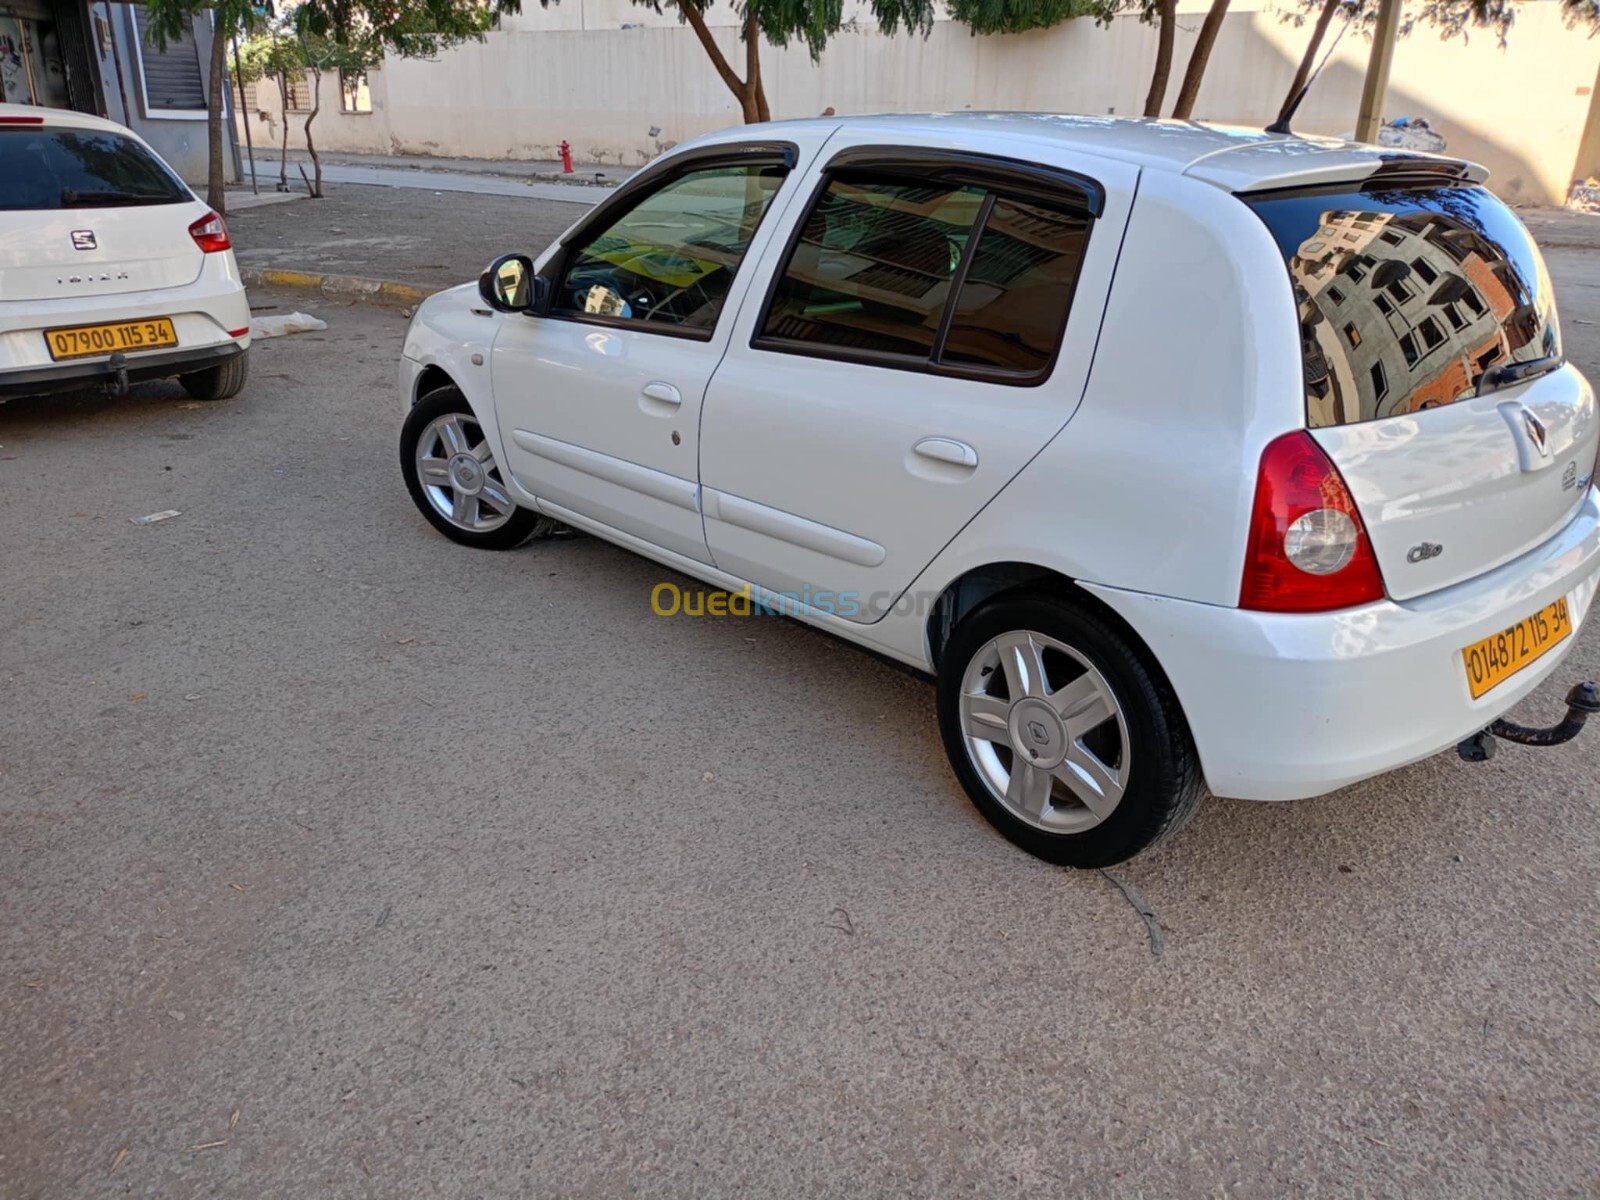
[1521,407,1550,458]
[70,230,97,251]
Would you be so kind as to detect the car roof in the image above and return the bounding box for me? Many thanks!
[0,103,132,136]
[732,113,1489,193]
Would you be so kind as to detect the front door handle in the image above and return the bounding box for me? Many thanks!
[913,437,978,468]
[641,381,682,407]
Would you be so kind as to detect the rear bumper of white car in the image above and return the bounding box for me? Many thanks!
[1085,487,1600,801]
[0,254,249,399]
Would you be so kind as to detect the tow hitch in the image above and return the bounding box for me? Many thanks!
[105,351,130,398]
[1458,681,1600,762]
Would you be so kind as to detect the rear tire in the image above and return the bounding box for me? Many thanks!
[400,384,554,551]
[936,591,1205,868]
[179,349,249,401]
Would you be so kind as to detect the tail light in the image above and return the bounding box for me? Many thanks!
[1240,431,1386,612]
[188,211,231,253]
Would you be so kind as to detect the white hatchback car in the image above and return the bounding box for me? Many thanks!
[0,104,250,402]
[398,115,1599,867]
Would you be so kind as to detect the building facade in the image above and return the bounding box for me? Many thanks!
[1,0,232,185]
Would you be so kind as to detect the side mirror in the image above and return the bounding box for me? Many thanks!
[479,254,548,314]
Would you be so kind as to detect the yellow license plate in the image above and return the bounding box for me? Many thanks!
[45,318,178,361]
[1462,597,1573,700]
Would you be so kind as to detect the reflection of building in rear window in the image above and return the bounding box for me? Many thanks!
[1251,185,1561,426]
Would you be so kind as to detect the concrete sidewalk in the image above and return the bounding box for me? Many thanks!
[244,148,636,200]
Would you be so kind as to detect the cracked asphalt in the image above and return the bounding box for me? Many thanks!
[2,200,1600,1198]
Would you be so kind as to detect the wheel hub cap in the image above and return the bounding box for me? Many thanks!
[448,453,485,495]
[1008,698,1068,770]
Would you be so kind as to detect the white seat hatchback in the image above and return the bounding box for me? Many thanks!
[0,104,250,402]
[397,115,1599,867]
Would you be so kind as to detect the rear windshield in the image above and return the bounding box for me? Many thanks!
[0,127,190,211]
[1247,182,1561,428]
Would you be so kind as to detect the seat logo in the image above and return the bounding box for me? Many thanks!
[1521,407,1550,458]
[71,230,97,251]
[1407,541,1444,564]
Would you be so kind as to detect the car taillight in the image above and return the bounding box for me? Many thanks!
[0,115,44,125]
[1239,431,1386,612]
[188,211,231,253]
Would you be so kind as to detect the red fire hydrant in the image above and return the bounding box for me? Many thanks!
[559,140,573,174]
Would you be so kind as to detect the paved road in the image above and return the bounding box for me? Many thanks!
[252,153,612,204]
[227,185,590,295]
[2,261,1599,1196]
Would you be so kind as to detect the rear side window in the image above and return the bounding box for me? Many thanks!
[757,169,1091,384]
[941,196,1091,375]
[0,128,190,211]
[1248,182,1561,428]
[760,178,985,359]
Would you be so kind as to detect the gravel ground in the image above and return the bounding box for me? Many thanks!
[2,208,1600,1198]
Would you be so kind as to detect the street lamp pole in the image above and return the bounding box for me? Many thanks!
[1354,0,1403,142]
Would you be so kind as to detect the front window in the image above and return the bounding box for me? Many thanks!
[554,160,789,333]
[0,127,190,211]
[1249,183,1561,427]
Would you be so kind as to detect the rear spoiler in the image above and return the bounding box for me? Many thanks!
[1184,138,1489,195]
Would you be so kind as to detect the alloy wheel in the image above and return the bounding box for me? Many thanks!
[957,630,1131,834]
[414,412,517,533]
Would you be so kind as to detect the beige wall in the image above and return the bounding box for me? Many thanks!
[238,0,1600,204]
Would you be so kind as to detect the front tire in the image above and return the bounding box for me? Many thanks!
[400,385,554,550]
[179,349,249,401]
[936,592,1204,868]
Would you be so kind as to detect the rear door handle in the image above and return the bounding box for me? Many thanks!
[913,437,978,468]
[641,382,682,407]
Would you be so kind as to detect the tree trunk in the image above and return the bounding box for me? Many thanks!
[205,10,230,213]
[745,11,770,122]
[304,66,322,198]
[275,73,289,190]
[679,2,760,121]
[1277,0,1341,122]
[1143,0,1176,118]
[1170,0,1231,120]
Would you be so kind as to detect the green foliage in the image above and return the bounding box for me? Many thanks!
[1277,0,1598,48]
[640,0,934,62]
[292,0,521,59]
[947,0,1112,36]
[144,0,262,51]
[146,0,525,62]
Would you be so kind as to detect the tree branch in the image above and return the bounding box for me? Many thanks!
[679,2,747,100]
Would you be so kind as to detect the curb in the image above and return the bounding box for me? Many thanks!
[243,268,436,309]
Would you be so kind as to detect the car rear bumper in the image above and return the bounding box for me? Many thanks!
[0,341,244,399]
[1083,487,1600,801]
[0,253,250,391]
